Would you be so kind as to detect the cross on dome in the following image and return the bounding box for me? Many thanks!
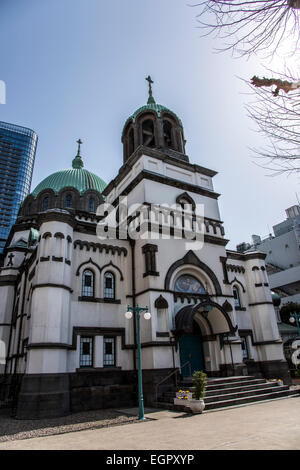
[146,75,155,105]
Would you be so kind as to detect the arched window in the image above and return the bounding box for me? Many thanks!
[104,272,115,299]
[174,275,206,294]
[82,269,94,297]
[142,119,155,147]
[89,197,95,213]
[128,127,135,156]
[42,196,49,212]
[233,286,241,308]
[155,296,169,332]
[163,120,173,149]
[64,194,72,208]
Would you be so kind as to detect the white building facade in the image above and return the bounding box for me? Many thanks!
[0,90,290,418]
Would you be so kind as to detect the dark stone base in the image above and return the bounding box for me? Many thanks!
[142,368,175,406]
[257,360,292,385]
[70,369,137,412]
[218,363,248,377]
[10,360,292,419]
[16,374,70,419]
[14,369,139,419]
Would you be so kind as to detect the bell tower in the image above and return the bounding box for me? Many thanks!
[121,76,188,163]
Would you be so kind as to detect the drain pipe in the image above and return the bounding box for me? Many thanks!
[130,239,137,371]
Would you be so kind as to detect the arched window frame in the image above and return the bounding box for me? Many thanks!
[163,119,174,149]
[88,197,95,213]
[82,269,95,298]
[103,271,115,300]
[42,196,49,212]
[64,193,73,209]
[141,118,156,148]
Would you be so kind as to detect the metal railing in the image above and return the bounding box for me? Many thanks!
[155,361,192,403]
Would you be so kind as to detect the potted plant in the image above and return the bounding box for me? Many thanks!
[174,389,192,406]
[186,371,207,414]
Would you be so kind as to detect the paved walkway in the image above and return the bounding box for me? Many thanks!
[0,397,300,450]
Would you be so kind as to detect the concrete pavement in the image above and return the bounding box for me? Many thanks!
[0,396,300,450]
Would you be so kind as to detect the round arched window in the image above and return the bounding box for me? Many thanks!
[64,194,72,208]
[42,196,49,211]
[174,275,206,294]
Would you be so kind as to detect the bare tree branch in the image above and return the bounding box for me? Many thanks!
[246,71,300,174]
[251,75,300,96]
[192,1,300,58]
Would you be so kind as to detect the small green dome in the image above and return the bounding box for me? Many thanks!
[122,78,182,136]
[122,102,182,136]
[31,140,107,198]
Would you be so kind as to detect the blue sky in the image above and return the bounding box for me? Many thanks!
[0,0,299,249]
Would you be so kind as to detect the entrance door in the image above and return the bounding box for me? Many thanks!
[179,334,205,377]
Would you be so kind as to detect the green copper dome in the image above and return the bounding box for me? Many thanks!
[31,140,107,198]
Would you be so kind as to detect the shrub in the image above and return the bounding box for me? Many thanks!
[192,371,207,400]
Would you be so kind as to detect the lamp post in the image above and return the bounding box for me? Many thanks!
[125,304,151,421]
[289,312,300,337]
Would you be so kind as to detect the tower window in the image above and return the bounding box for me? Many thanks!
[163,120,173,149]
[142,119,155,147]
[128,127,134,157]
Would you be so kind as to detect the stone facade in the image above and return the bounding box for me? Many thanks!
[0,93,290,419]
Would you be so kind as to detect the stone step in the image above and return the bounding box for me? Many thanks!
[204,385,290,404]
[155,389,299,413]
[179,377,266,391]
[162,381,279,400]
[205,389,300,411]
[181,375,256,387]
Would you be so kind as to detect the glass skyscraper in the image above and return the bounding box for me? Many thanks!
[0,121,38,253]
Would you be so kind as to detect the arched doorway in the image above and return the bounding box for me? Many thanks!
[178,320,205,377]
[174,299,237,377]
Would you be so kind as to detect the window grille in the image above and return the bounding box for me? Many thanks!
[103,337,115,366]
[80,337,93,367]
[82,269,94,297]
[104,272,115,299]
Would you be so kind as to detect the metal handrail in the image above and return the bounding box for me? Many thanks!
[155,361,192,402]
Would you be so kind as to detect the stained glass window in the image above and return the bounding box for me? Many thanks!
[82,269,94,297]
[103,337,115,366]
[104,272,115,299]
[174,275,206,294]
[80,337,93,368]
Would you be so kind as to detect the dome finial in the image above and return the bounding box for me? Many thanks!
[72,138,84,169]
[146,75,155,104]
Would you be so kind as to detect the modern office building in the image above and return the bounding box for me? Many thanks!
[0,121,37,254]
[237,205,300,307]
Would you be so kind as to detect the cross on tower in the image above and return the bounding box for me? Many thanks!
[145,75,154,96]
[77,139,83,155]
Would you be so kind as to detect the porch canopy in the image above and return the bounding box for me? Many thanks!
[174,300,236,337]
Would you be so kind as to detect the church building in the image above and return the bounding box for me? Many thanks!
[0,80,290,418]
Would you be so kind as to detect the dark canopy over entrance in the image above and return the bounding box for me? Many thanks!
[174,300,237,337]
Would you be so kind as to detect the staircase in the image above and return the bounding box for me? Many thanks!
[155,376,300,412]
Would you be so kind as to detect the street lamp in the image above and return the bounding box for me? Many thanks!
[125,304,151,421]
[289,312,300,337]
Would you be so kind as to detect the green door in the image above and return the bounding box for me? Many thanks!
[179,334,205,377]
